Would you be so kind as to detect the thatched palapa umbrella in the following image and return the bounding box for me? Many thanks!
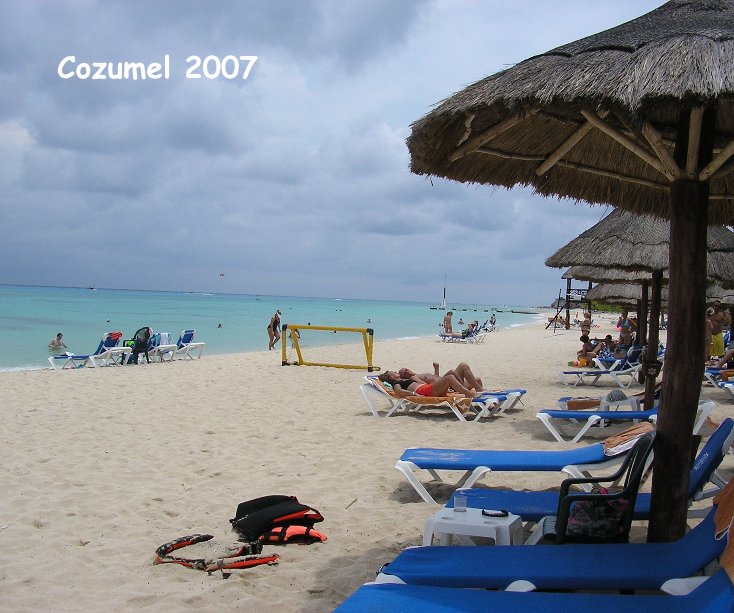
[407,0,734,541]
[547,208,734,411]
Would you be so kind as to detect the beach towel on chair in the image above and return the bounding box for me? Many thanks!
[230,495,325,543]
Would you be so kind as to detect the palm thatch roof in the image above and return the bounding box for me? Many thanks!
[545,208,734,283]
[707,284,734,303]
[586,282,669,306]
[407,0,734,224]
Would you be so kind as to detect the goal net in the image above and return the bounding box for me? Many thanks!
[281,324,377,371]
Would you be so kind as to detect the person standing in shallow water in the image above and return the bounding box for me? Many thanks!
[267,310,281,350]
[48,333,67,351]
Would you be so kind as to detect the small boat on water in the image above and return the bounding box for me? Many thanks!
[429,275,447,310]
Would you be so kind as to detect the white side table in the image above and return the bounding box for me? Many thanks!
[423,507,523,546]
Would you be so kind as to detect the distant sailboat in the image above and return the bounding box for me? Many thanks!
[430,274,447,310]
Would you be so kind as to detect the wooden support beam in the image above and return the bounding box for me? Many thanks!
[642,122,683,180]
[581,110,676,181]
[700,138,734,180]
[554,160,669,190]
[535,122,594,176]
[450,111,534,162]
[686,107,704,178]
[475,148,545,162]
[708,155,734,182]
[474,145,669,190]
[456,113,476,147]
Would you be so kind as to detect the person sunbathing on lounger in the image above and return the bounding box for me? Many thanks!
[378,370,477,398]
[443,321,478,339]
[397,362,484,392]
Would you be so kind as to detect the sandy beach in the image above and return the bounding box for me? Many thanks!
[1,314,731,612]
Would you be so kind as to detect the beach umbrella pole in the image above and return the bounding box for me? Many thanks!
[642,271,663,411]
[648,111,712,541]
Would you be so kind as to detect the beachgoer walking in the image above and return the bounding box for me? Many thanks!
[268,310,282,350]
[443,311,453,334]
[48,333,67,350]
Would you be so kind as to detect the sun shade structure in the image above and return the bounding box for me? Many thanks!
[408,2,734,224]
[548,208,734,412]
[546,209,734,280]
[407,0,734,541]
[585,282,669,305]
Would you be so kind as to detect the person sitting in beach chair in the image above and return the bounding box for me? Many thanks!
[442,320,480,339]
[378,370,477,398]
[397,361,485,392]
[576,334,605,364]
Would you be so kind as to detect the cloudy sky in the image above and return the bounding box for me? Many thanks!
[0,0,664,306]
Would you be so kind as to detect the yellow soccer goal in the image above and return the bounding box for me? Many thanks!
[281,324,377,371]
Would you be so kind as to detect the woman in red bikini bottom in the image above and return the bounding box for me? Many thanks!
[378,371,476,398]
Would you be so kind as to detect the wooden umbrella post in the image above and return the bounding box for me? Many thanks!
[642,271,663,409]
[648,107,714,542]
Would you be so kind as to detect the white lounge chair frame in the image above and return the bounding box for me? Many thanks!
[359,377,501,422]
[87,346,132,367]
[395,452,626,505]
[557,363,642,388]
[536,400,715,444]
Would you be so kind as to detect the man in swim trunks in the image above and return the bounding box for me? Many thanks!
[378,370,476,398]
[397,362,484,391]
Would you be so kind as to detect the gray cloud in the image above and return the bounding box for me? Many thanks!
[0,0,663,304]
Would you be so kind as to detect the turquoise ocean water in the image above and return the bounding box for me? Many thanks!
[0,285,543,371]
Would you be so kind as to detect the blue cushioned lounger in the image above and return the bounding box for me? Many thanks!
[443,418,733,524]
[379,509,723,590]
[537,400,714,443]
[396,443,617,504]
[335,570,734,613]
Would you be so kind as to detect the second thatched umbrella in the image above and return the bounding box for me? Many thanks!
[548,207,734,413]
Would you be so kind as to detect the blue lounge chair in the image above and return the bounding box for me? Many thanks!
[378,505,724,591]
[148,332,177,362]
[172,329,206,360]
[48,331,129,369]
[536,400,714,443]
[334,569,734,613]
[557,361,642,388]
[395,440,630,504]
[442,418,734,528]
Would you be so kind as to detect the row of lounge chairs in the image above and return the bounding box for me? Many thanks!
[48,329,205,369]
[360,372,703,449]
[336,420,734,611]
